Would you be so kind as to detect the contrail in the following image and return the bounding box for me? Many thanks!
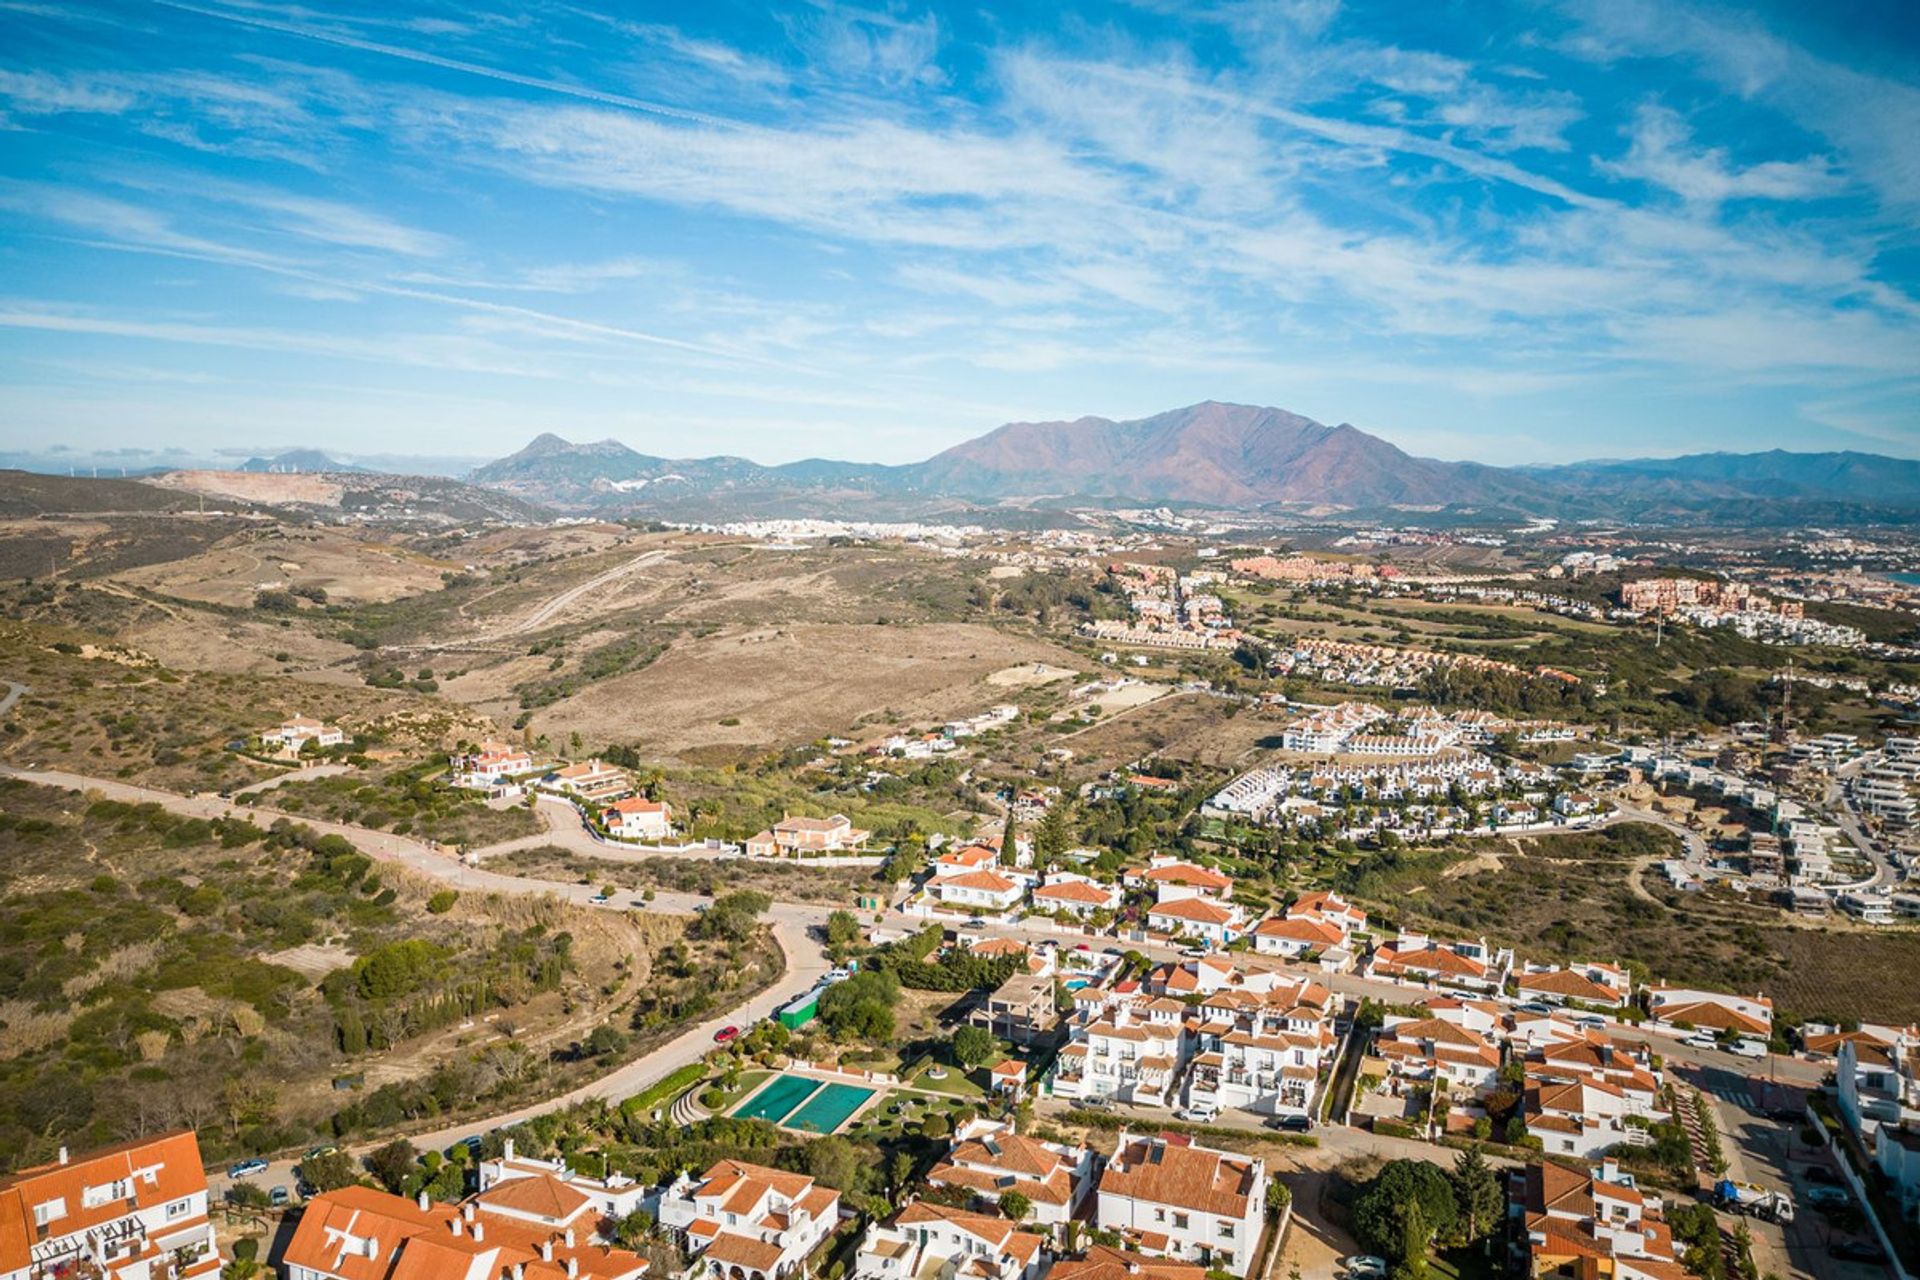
[148,0,748,130]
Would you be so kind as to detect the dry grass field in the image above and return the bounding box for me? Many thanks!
[527,621,1083,761]
[113,525,463,607]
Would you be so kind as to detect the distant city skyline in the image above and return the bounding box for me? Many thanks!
[1,1,1916,465]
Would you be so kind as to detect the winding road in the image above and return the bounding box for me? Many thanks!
[0,760,1828,1203]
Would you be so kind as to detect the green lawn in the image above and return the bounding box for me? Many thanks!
[908,1065,986,1098]
[623,1062,709,1115]
[1431,1245,1500,1280]
[707,1069,774,1112]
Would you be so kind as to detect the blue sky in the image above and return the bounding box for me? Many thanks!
[1,0,1917,467]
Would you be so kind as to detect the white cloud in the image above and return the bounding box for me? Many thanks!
[1596,103,1842,207]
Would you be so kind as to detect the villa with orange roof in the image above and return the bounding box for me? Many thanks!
[1095,1132,1267,1277]
[1145,896,1247,947]
[262,714,346,753]
[931,843,1003,877]
[851,1202,1048,1280]
[932,868,1028,914]
[1366,932,1513,994]
[1050,1247,1204,1280]
[657,1160,840,1280]
[1516,962,1632,1008]
[1031,873,1121,919]
[0,1131,221,1280]
[744,815,871,858]
[926,1118,1095,1229]
[1643,986,1772,1039]
[283,1183,649,1280]
[1127,858,1234,903]
[1249,890,1366,968]
[601,797,674,841]
[1519,1159,1689,1280]
[548,759,631,804]
[476,1140,651,1223]
[1371,1014,1503,1093]
[454,742,537,790]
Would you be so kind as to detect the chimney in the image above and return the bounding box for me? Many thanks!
[365,1238,380,1259]
[472,1223,485,1244]
[451,1220,464,1238]
[419,1190,431,1211]
[567,1261,579,1279]
[504,1139,515,1161]
[1601,1157,1620,1184]
[513,1264,523,1280]
[564,1229,575,1250]
[464,1203,477,1223]
[542,1243,555,1263]
[57,1147,69,1166]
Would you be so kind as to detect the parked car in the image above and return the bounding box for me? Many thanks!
[227,1159,268,1179]
[305,1144,338,1160]
[1176,1105,1218,1124]
[1515,1001,1554,1015]
[1828,1240,1888,1264]
[1268,1114,1314,1133]
[713,1025,740,1044]
[1573,1014,1608,1029]
[1727,1038,1767,1059]
[1806,1185,1852,1209]
[1341,1257,1388,1279]
[269,1186,291,1208]
[1682,1033,1719,1051]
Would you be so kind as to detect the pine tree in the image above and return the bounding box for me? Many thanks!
[1451,1147,1502,1244]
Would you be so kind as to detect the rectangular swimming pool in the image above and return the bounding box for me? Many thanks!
[783,1081,874,1134]
[733,1074,820,1123]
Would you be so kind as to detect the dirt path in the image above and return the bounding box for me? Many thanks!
[411,549,669,651]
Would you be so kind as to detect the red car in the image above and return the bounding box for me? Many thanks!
[713,1025,740,1044]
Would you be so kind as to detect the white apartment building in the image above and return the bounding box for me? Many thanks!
[1184,976,1335,1119]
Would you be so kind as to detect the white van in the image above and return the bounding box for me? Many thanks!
[1727,1038,1767,1059]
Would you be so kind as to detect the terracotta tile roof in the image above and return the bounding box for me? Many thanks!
[1148,897,1237,926]
[1099,1137,1258,1217]
[1141,863,1232,890]
[1251,916,1344,946]
[702,1232,786,1273]
[943,870,1021,893]
[0,1130,211,1276]
[1034,880,1116,905]
[1519,969,1620,1002]
[471,1173,591,1221]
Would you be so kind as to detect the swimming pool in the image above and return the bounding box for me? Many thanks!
[733,1074,820,1124]
[784,1081,875,1134]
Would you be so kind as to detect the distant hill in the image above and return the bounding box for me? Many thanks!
[0,470,216,517]
[238,449,366,474]
[908,401,1537,507]
[460,402,1920,524]
[1529,450,1920,509]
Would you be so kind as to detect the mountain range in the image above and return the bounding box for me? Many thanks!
[464,402,1920,524]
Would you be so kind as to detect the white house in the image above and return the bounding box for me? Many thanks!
[852,1203,1046,1280]
[1095,1132,1267,1278]
[933,869,1028,914]
[1031,874,1121,919]
[657,1160,840,1280]
[1146,896,1247,946]
[925,1118,1095,1230]
[603,797,674,841]
[262,715,345,752]
[0,1131,222,1280]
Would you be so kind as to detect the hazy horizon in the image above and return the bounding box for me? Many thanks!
[3,1,1917,465]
